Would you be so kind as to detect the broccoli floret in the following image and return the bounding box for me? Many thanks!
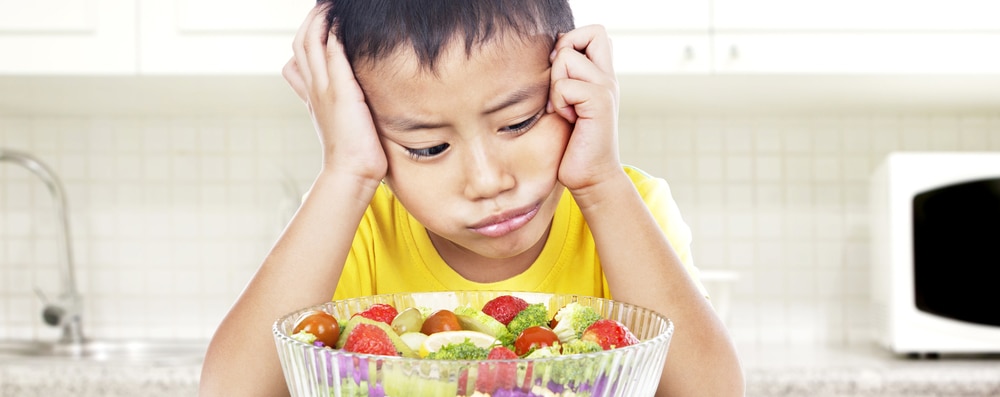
[505,303,550,340]
[523,344,560,359]
[291,330,317,345]
[550,303,602,343]
[559,339,603,355]
[531,342,606,387]
[426,339,489,360]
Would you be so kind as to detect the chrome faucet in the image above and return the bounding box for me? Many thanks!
[0,149,84,344]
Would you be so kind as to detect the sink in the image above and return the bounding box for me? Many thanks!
[0,340,207,365]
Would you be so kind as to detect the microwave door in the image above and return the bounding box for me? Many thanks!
[912,178,1000,327]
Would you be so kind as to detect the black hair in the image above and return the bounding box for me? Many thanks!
[319,0,574,71]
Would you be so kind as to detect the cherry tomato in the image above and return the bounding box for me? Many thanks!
[420,309,461,335]
[292,310,341,348]
[514,326,560,357]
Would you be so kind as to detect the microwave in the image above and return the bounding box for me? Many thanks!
[870,152,1000,355]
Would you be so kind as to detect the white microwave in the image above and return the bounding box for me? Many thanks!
[870,152,1000,355]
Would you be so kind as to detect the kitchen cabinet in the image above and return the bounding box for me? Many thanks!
[572,0,1000,75]
[138,0,312,74]
[712,0,1000,31]
[0,0,135,74]
[713,33,1000,74]
[0,0,311,75]
[570,0,712,74]
[711,0,1000,74]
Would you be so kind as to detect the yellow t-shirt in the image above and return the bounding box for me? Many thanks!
[333,166,705,300]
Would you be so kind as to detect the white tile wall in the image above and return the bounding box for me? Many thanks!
[2,114,1000,348]
[0,116,318,340]
[618,114,1000,348]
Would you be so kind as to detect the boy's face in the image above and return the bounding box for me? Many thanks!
[355,33,570,262]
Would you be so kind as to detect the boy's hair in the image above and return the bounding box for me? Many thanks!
[319,0,575,71]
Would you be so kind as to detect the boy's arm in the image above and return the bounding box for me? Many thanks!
[549,26,745,397]
[200,5,385,396]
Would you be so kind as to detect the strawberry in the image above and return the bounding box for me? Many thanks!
[580,319,639,350]
[486,345,518,360]
[353,303,398,325]
[481,295,529,326]
[475,346,519,393]
[342,323,397,356]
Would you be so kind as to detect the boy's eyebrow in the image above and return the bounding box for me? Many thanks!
[381,117,448,132]
[483,82,549,115]
[381,82,549,132]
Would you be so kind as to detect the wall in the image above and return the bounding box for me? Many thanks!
[2,114,1000,348]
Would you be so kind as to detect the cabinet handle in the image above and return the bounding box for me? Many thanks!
[684,46,695,61]
[729,45,740,60]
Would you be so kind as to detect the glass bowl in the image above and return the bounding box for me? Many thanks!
[272,291,673,397]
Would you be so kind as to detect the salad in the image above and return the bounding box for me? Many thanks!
[287,294,644,397]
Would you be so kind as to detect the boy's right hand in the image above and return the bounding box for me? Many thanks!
[282,3,387,184]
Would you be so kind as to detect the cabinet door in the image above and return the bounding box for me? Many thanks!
[713,0,1000,31]
[571,0,710,30]
[714,33,1000,74]
[613,34,711,75]
[570,0,712,75]
[0,0,135,74]
[138,0,313,74]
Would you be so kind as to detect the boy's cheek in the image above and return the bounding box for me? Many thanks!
[541,115,573,151]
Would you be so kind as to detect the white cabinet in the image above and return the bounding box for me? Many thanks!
[571,0,710,30]
[712,0,1000,74]
[570,0,713,74]
[3,1,999,76]
[712,0,1000,31]
[713,33,1000,74]
[137,0,313,74]
[0,0,135,74]
[611,34,712,75]
[573,0,1000,75]
[0,0,311,75]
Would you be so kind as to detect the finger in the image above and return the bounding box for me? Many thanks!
[550,45,617,89]
[303,4,333,89]
[292,5,325,86]
[324,27,366,103]
[551,25,615,76]
[282,58,308,102]
[549,78,616,124]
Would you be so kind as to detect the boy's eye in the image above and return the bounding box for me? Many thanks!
[405,143,450,159]
[500,109,545,135]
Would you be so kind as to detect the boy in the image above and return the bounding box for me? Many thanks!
[201,1,744,396]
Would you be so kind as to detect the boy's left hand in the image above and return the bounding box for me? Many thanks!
[549,25,622,194]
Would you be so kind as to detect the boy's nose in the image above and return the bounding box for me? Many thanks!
[462,143,515,200]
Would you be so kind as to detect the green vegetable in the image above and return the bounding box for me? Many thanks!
[559,339,603,355]
[426,339,489,360]
[523,344,560,359]
[550,302,602,343]
[505,303,549,342]
[454,305,511,340]
[291,330,317,345]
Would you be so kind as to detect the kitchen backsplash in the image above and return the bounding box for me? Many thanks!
[2,114,1000,347]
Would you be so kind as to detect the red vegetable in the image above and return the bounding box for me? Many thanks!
[513,326,559,356]
[292,310,340,347]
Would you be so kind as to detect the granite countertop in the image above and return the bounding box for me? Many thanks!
[2,344,999,396]
[742,343,1000,397]
[0,360,202,397]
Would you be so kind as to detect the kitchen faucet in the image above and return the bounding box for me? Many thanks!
[0,148,84,344]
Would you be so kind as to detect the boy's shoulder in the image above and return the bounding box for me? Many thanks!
[622,164,666,189]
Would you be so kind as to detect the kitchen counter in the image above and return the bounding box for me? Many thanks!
[0,361,201,397]
[742,343,1000,397]
[2,344,999,396]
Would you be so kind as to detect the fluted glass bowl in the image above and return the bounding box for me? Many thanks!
[272,291,673,397]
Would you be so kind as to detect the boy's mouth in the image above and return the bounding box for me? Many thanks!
[469,203,541,238]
